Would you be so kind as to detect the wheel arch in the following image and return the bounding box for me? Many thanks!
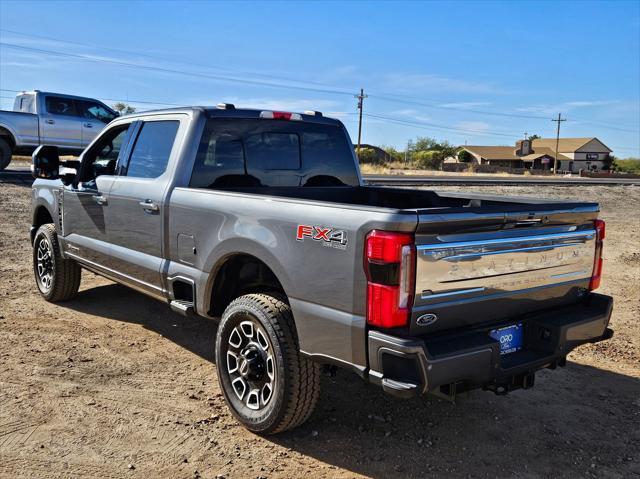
[206,252,289,318]
[31,205,54,243]
[0,125,17,149]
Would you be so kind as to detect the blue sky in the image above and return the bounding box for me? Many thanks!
[1,0,639,156]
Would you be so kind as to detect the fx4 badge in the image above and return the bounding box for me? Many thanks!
[296,225,348,250]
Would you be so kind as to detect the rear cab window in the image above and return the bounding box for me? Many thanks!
[44,96,78,117]
[190,118,358,188]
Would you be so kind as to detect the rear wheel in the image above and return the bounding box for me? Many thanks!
[0,138,12,171]
[215,293,320,434]
[33,224,81,302]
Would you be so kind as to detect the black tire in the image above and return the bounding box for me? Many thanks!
[215,293,320,434]
[0,137,11,171]
[33,224,81,302]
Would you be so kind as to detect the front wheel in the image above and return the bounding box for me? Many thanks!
[33,224,81,302]
[215,293,320,434]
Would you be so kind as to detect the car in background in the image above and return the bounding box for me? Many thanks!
[0,90,118,170]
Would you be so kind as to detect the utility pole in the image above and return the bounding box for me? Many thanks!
[355,88,367,152]
[551,113,566,173]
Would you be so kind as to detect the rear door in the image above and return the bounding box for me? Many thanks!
[40,95,83,149]
[103,116,183,297]
[77,100,118,146]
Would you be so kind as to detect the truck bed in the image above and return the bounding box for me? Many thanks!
[197,184,599,335]
[209,184,598,215]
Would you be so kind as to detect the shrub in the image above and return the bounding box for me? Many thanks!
[413,150,444,170]
[379,145,403,163]
[356,147,379,164]
[612,158,640,174]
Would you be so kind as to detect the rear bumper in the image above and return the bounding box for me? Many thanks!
[367,293,613,398]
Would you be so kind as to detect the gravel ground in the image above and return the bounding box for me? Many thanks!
[0,179,638,479]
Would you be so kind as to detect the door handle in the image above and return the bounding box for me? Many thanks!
[92,194,108,206]
[84,123,93,128]
[45,119,55,124]
[139,199,159,212]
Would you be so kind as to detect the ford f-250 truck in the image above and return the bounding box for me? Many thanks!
[30,105,613,434]
[0,90,117,170]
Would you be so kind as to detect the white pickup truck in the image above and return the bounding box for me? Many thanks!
[0,90,118,170]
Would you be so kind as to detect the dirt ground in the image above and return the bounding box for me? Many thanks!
[1,178,638,479]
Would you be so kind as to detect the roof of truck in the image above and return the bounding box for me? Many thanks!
[119,105,343,125]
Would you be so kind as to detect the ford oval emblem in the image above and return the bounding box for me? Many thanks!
[416,313,438,326]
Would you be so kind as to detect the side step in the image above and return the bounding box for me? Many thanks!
[381,378,420,399]
[170,300,195,317]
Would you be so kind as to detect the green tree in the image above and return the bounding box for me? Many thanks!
[457,149,475,163]
[112,102,136,115]
[527,134,541,141]
[413,137,441,152]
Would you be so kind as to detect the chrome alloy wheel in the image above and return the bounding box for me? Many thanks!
[226,320,276,411]
[36,236,54,292]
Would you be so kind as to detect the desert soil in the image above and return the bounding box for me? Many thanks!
[0,178,638,479]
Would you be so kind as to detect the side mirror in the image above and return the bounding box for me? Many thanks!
[32,145,60,180]
[60,160,81,186]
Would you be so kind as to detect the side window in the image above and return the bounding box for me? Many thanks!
[80,124,132,186]
[45,96,78,117]
[125,120,179,179]
[79,101,117,124]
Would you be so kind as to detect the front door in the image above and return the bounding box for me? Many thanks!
[61,122,135,268]
[77,100,117,147]
[62,177,115,266]
[104,118,181,297]
[40,95,83,150]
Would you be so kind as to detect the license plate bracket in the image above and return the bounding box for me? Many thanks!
[490,323,523,355]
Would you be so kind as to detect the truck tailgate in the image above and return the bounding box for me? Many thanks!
[411,205,599,334]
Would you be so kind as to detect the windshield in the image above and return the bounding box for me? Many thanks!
[190,119,359,188]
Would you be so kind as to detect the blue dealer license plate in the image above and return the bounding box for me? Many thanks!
[490,323,523,355]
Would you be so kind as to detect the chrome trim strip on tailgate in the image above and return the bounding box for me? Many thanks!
[415,230,596,304]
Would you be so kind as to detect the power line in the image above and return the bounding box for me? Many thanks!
[368,93,551,120]
[0,42,356,98]
[363,112,520,139]
[0,28,340,90]
[2,31,638,134]
[0,88,182,107]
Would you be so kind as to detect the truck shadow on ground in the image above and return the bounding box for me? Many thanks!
[63,282,639,479]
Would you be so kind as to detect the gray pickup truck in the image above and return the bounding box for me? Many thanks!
[30,105,613,434]
[0,90,117,170]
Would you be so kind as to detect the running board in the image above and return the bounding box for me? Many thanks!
[170,300,195,317]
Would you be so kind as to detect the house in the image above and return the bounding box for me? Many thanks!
[453,137,612,171]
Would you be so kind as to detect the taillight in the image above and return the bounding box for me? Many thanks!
[364,230,415,328]
[259,111,302,121]
[589,219,606,290]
